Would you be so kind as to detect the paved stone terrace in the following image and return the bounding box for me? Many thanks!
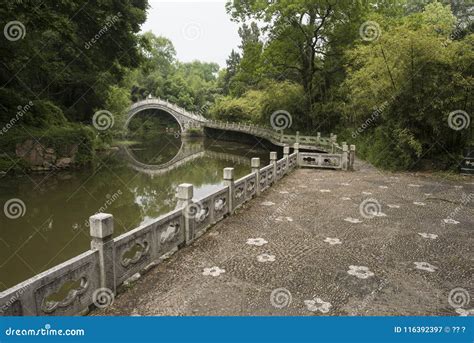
[95,162,473,316]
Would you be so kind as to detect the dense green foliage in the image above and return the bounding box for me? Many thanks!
[210,80,306,131]
[129,32,221,113]
[342,3,473,169]
[1,0,148,170]
[1,0,148,123]
[218,0,473,170]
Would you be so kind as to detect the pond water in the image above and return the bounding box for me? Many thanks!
[0,135,271,291]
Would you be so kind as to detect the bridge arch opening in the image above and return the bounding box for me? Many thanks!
[125,108,183,135]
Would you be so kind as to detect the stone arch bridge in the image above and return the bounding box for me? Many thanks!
[127,97,340,153]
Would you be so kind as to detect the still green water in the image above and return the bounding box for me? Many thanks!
[0,136,270,291]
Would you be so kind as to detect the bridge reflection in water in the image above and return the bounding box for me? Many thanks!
[122,137,260,176]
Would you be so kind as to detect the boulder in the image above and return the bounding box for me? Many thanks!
[56,157,73,169]
[15,140,47,166]
[15,139,78,171]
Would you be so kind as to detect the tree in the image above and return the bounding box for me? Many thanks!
[226,0,368,113]
[344,3,473,169]
[0,0,148,123]
[219,49,241,95]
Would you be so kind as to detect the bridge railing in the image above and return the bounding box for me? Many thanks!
[130,97,207,122]
[3,145,355,316]
[203,120,342,151]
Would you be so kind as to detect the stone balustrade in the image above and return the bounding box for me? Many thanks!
[203,120,337,153]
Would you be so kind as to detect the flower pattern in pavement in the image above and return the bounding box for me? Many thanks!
[347,265,375,279]
[304,297,332,314]
[344,217,362,224]
[202,266,226,277]
[443,218,459,225]
[246,238,268,246]
[418,233,438,239]
[257,253,275,263]
[324,237,342,245]
[414,262,438,272]
[455,308,474,316]
[275,216,293,222]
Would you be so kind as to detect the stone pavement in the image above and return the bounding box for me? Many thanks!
[95,162,473,316]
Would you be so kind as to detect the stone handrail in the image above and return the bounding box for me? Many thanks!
[203,120,340,152]
[130,97,207,123]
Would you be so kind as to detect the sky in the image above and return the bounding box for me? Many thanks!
[141,0,241,67]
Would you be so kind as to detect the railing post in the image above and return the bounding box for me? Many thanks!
[330,134,336,153]
[349,145,356,171]
[223,168,235,213]
[251,158,261,196]
[296,131,300,144]
[317,132,321,144]
[342,144,349,171]
[177,183,194,244]
[270,152,277,182]
[283,145,290,175]
[280,129,284,142]
[293,143,300,167]
[90,213,116,293]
